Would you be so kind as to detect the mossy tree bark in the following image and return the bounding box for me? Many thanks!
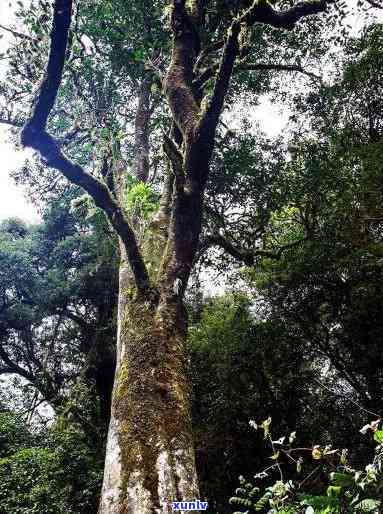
[99,247,199,513]
[20,0,331,512]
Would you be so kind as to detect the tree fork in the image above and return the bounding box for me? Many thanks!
[99,71,200,512]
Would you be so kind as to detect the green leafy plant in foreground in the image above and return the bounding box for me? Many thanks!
[230,417,383,513]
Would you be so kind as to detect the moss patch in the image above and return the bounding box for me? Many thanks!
[113,294,195,512]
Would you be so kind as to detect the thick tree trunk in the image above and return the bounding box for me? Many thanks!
[99,249,199,513]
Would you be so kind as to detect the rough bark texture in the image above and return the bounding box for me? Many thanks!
[99,73,200,511]
[134,76,151,183]
[99,247,199,514]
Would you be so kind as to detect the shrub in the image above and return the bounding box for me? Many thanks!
[230,417,383,513]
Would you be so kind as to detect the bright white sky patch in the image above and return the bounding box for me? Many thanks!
[0,127,39,222]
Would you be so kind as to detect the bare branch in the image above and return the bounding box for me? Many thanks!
[205,233,307,265]
[194,60,321,91]
[0,23,36,41]
[237,62,322,81]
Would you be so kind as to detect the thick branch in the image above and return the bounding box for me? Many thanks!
[198,0,270,136]
[134,75,151,182]
[244,0,330,30]
[22,131,150,292]
[190,0,329,181]
[163,133,184,190]
[199,22,240,135]
[20,0,151,294]
[0,344,35,382]
[164,0,200,136]
[0,116,22,128]
[151,123,181,230]
[152,166,175,231]
[23,0,72,132]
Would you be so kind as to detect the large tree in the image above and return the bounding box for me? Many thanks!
[1,0,343,511]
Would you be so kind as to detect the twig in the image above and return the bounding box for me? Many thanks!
[313,377,381,419]
[298,464,322,489]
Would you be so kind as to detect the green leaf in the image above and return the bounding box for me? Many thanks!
[327,486,342,498]
[330,472,354,487]
[373,430,383,444]
[300,494,340,510]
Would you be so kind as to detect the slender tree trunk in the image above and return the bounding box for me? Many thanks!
[134,76,151,183]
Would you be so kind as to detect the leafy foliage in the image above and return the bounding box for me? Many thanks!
[229,418,383,514]
[0,412,103,514]
[0,0,382,512]
[188,294,364,513]
[125,176,160,220]
[0,193,118,438]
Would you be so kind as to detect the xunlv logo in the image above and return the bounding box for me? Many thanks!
[172,500,209,511]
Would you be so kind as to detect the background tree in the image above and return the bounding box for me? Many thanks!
[0,194,118,441]
[242,22,383,414]
[0,410,103,513]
